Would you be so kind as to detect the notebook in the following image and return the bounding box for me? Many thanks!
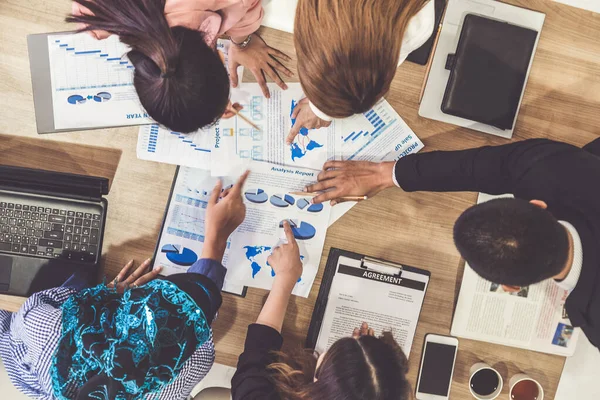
[441,14,538,130]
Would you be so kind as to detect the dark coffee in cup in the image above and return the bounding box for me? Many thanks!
[470,368,500,396]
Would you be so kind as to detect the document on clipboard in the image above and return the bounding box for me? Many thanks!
[306,248,430,358]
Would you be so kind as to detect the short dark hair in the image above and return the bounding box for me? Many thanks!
[68,0,229,133]
[453,198,569,287]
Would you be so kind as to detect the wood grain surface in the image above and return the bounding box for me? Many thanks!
[0,0,598,398]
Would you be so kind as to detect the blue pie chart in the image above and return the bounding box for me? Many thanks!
[307,203,323,212]
[94,92,112,102]
[67,95,86,105]
[297,198,309,210]
[165,247,198,266]
[245,189,268,203]
[280,220,316,240]
[270,194,295,207]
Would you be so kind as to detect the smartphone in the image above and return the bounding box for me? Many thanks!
[415,334,459,400]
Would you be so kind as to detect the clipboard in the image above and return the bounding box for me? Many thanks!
[151,166,247,297]
[306,248,430,351]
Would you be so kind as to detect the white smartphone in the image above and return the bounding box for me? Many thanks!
[415,334,459,400]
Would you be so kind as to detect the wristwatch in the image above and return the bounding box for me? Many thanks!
[230,34,253,49]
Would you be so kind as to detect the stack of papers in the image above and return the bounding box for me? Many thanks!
[142,82,424,296]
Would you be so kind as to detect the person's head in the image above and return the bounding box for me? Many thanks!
[294,0,428,118]
[68,0,229,133]
[268,332,410,400]
[453,198,570,287]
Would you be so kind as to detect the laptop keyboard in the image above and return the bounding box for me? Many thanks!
[0,201,101,262]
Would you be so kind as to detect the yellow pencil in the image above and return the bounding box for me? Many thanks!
[289,192,367,201]
[232,108,261,132]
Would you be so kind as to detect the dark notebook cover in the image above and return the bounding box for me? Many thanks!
[406,0,447,65]
[441,14,538,130]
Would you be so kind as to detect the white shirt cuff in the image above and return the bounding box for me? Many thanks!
[309,101,334,122]
[392,161,401,187]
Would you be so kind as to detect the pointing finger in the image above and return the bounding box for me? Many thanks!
[231,170,250,195]
[286,122,301,145]
[209,179,223,206]
[283,220,296,245]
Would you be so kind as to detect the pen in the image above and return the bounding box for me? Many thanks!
[419,22,443,104]
[289,192,368,201]
[232,108,262,132]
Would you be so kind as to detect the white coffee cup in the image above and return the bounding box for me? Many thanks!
[509,374,544,400]
[469,362,503,400]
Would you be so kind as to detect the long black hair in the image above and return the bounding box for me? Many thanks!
[68,0,230,133]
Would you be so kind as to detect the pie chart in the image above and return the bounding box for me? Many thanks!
[162,245,198,266]
[297,198,309,210]
[245,189,268,203]
[270,194,295,207]
[93,92,112,102]
[67,95,86,105]
[279,219,316,240]
[307,203,323,212]
[296,198,323,213]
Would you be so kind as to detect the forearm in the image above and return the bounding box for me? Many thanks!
[255,277,295,333]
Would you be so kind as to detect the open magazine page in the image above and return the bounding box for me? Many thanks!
[451,193,579,356]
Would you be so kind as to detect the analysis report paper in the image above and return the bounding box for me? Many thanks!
[47,32,152,130]
[314,255,429,357]
[155,162,330,297]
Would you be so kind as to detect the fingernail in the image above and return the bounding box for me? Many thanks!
[128,259,134,265]
[145,257,152,263]
[154,266,163,272]
[303,187,308,192]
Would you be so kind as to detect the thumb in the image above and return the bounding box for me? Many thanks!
[209,179,223,207]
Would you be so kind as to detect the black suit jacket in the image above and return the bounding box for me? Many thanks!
[395,138,600,348]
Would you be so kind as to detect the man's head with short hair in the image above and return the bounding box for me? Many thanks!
[453,198,569,287]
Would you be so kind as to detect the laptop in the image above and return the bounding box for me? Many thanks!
[0,165,108,296]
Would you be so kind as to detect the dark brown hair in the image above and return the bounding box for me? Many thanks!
[268,332,411,400]
[68,0,229,133]
[294,0,428,118]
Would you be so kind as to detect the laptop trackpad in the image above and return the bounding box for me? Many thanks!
[0,256,12,292]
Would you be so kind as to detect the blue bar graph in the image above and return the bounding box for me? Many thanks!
[59,44,68,47]
[75,50,102,55]
[147,125,158,153]
[106,57,121,61]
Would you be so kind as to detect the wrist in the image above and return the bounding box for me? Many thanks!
[230,34,253,49]
[201,237,228,261]
[377,162,396,190]
[273,274,297,293]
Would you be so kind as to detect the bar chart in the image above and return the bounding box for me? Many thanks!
[49,33,134,92]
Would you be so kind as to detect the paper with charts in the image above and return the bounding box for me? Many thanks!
[47,32,152,130]
[211,83,336,176]
[154,162,330,297]
[136,40,237,168]
[153,167,244,294]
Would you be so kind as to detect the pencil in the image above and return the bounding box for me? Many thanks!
[289,192,367,201]
[232,108,261,132]
[419,22,444,104]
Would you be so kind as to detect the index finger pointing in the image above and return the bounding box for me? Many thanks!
[283,220,297,244]
[209,179,223,206]
[231,170,250,195]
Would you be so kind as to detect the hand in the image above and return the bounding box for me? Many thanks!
[228,34,293,98]
[107,258,162,293]
[286,98,331,144]
[71,2,110,40]
[221,101,243,119]
[267,221,303,285]
[352,322,375,338]
[305,161,396,205]
[202,171,250,260]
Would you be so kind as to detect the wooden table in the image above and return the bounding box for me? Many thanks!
[0,1,598,398]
